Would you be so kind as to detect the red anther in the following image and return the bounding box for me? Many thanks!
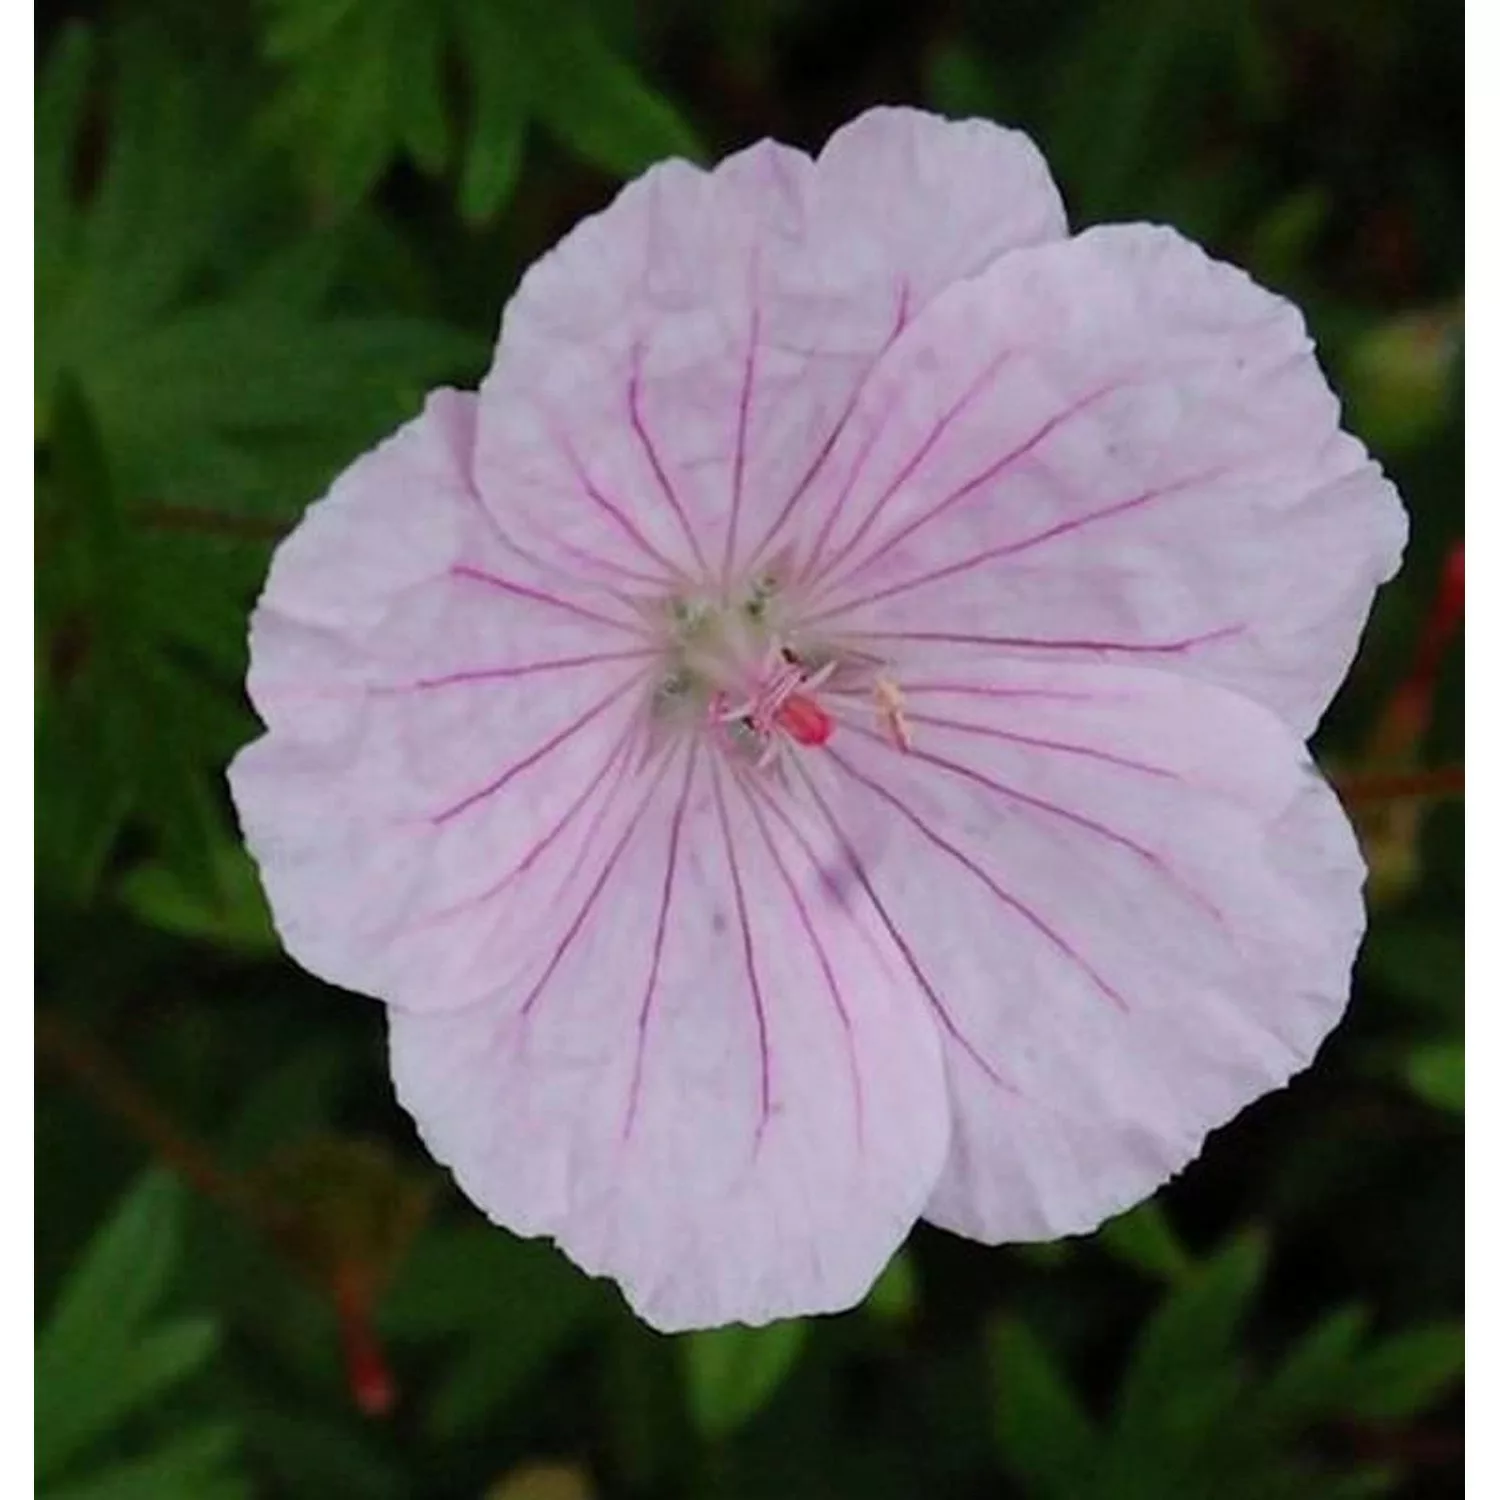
[774,692,834,747]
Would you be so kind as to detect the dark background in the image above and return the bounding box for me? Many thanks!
[36,2,1463,1496]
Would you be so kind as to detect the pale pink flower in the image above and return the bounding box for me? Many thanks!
[230,109,1406,1329]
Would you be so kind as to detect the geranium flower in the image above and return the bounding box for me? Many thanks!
[230,108,1406,1330]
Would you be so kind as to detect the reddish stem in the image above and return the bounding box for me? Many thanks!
[1335,765,1464,805]
[35,1010,264,1226]
[334,1276,398,1418]
[136,504,287,542]
[37,1009,399,1416]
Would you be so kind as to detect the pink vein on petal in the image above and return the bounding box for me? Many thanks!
[793,760,1022,1093]
[550,533,676,591]
[893,278,912,334]
[430,671,649,826]
[710,759,772,1149]
[548,419,685,581]
[628,344,710,573]
[807,477,1208,624]
[807,348,1013,580]
[624,743,699,1140]
[848,725,1224,927]
[721,301,761,583]
[899,681,1106,705]
[517,745,683,1022]
[456,474,662,598]
[542,730,659,912]
[906,712,1182,782]
[387,648,656,694]
[816,382,1121,593]
[847,624,1246,656]
[406,720,641,934]
[744,278,910,573]
[799,394,899,578]
[448,564,646,636]
[738,772,866,1151]
[826,745,1132,1015]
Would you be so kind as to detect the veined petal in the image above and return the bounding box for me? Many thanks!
[390,750,950,1330]
[792,224,1406,737]
[474,114,1067,584]
[810,106,1067,303]
[796,660,1366,1241]
[230,392,652,1011]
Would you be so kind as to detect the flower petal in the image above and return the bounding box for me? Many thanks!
[475,111,1065,584]
[793,223,1406,737]
[229,391,654,1011]
[810,105,1067,304]
[795,660,1366,1241]
[389,751,950,1330]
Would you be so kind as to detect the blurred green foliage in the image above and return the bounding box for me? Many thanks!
[36,0,1461,1495]
[36,1174,248,1499]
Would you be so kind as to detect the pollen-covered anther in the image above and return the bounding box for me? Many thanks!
[873,675,914,753]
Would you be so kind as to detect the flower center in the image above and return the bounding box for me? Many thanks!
[646,570,909,767]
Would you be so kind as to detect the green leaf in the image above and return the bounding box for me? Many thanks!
[395,4,453,174]
[120,841,277,954]
[262,0,448,212]
[1403,1041,1464,1113]
[456,3,529,224]
[1337,1323,1464,1420]
[36,23,95,315]
[239,1402,407,1500]
[43,1423,247,1500]
[45,376,127,593]
[1103,1232,1266,1484]
[683,1319,808,1440]
[223,1042,353,1167]
[990,1318,1099,1498]
[41,1319,221,1483]
[864,1248,918,1326]
[37,31,477,892]
[1095,1199,1194,1283]
[260,0,695,219]
[1116,1232,1266,1421]
[1345,306,1463,458]
[1245,187,1331,291]
[1045,0,1268,223]
[460,97,527,225]
[44,25,478,516]
[1252,1306,1370,1434]
[37,1174,239,1493]
[923,40,1005,119]
[36,378,147,897]
[512,0,703,176]
[1359,918,1463,1019]
[37,1173,184,1405]
[382,1225,607,1437]
[34,703,131,902]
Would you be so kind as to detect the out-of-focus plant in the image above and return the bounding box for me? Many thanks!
[259,0,702,221]
[37,22,479,515]
[36,1174,249,1500]
[991,1234,1462,1499]
[37,19,479,909]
